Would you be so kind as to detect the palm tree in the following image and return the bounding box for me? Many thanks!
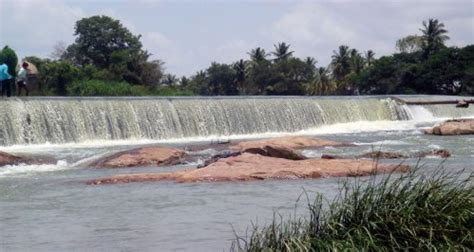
[248,47,268,63]
[331,45,351,81]
[420,18,450,57]
[233,59,247,94]
[162,74,178,86]
[349,49,364,74]
[272,42,294,62]
[365,50,375,67]
[317,67,330,95]
[304,57,317,68]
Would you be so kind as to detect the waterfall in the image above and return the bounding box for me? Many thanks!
[0,96,454,146]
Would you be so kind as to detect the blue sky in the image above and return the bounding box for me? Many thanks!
[1,0,473,76]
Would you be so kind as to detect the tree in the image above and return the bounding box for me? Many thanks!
[304,57,317,69]
[365,50,376,67]
[233,59,247,94]
[331,45,351,81]
[396,35,424,53]
[50,41,67,60]
[162,74,178,86]
[420,18,450,58]
[0,46,18,78]
[248,47,268,63]
[65,15,144,68]
[206,62,238,95]
[0,46,19,96]
[41,61,80,95]
[272,42,294,62]
[350,49,365,74]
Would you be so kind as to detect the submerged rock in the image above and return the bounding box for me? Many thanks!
[424,119,474,135]
[88,153,409,185]
[358,151,408,159]
[0,151,56,167]
[94,147,186,168]
[322,149,451,160]
[232,136,352,152]
[0,151,24,166]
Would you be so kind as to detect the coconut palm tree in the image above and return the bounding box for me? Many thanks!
[272,42,294,62]
[248,47,268,63]
[162,74,178,86]
[350,49,365,74]
[420,18,450,57]
[331,45,351,81]
[233,59,248,94]
[304,57,317,68]
[365,50,375,67]
[318,67,330,95]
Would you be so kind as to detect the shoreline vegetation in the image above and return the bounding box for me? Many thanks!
[1,17,472,97]
[231,168,474,251]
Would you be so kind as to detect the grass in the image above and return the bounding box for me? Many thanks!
[231,167,474,251]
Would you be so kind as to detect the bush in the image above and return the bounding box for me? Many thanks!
[154,86,194,96]
[67,79,136,96]
[0,46,18,77]
[232,168,474,251]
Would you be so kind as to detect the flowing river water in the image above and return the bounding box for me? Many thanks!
[0,96,473,251]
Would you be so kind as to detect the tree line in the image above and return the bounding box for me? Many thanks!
[0,16,472,96]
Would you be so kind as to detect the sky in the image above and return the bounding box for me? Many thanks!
[0,0,473,76]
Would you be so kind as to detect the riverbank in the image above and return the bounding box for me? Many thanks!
[232,168,474,251]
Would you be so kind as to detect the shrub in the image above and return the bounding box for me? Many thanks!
[232,168,474,251]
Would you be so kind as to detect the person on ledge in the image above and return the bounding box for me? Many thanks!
[17,62,29,96]
[0,63,13,97]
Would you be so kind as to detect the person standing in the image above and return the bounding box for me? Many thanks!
[0,63,13,97]
[17,62,29,96]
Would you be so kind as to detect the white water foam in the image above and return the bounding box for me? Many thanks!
[354,140,409,146]
[0,120,422,153]
[0,160,69,177]
[407,106,436,121]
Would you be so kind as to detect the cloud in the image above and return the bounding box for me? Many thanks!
[0,0,85,58]
[265,1,473,66]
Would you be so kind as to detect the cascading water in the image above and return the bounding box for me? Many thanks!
[0,97,413,146]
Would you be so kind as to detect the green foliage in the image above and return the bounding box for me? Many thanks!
[66,15,143,68]
[396,35,424,53]
[233,168,474,251]
[66,79,194,96]
[41,61,80,95]
[67,80,132,96]
[0,46,18,77]
[155,86,194,96]
[62,15,163,87]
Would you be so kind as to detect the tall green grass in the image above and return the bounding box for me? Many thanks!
[232,168,474,251]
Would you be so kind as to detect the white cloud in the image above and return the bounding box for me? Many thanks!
[265,1,474,67]
[0,0,85,58]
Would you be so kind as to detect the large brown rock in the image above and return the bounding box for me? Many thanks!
[424,119,474,135]
[88,153,409,185]
[0,151,55,167]
[94,147,186,168]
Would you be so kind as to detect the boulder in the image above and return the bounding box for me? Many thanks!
[88,153,409,185]
[424,119,474,135]
[94,147,186,168]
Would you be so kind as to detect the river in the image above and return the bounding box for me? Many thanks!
[0,96,473,251]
